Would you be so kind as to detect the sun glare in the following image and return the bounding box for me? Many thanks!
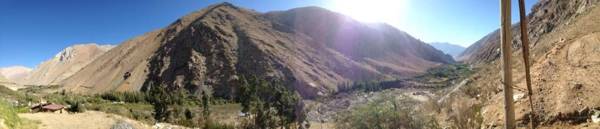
[328,0,408,25]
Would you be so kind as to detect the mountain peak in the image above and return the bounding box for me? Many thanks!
[214,2,236,9]
[54,43,114,62]
[23,43,114,86]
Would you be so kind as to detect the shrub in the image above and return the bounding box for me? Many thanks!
[446,97,483,129]
[335,95,441,129]
[204,119,236,129]
[237,75,302,128]
[100,92,122,102]
[146,83,198,124]
[0,99,38,129]
[99,92,147,103]
[68,102,86,113]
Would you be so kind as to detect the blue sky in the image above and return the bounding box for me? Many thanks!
[0,0,535,68]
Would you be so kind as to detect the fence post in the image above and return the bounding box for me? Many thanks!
[500,0,516,128]
[518,0,537,128]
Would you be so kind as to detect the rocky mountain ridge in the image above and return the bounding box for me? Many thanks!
[59,3,453,98]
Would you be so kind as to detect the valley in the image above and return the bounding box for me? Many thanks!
[2,0,600,129]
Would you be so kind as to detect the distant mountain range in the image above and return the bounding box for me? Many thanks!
[0,66,31,83]
[429,42,465,59]
[0,65,32,90]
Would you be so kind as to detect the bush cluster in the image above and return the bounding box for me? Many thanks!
[237,76,303,129]
[98,92,147,103]
[335,95,440,129]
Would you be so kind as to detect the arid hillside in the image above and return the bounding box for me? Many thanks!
[60,3,453,98]
[0,66,32,89]
[458,0,600,64]
[458,0,600,127]
[0,66,31,83]
[22,43,114,86]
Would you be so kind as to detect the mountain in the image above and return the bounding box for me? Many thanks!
[429,42,465,58]
[458,0,600,64]
[0,66,32,82]
[22,43,114,86]
[60,3,453,98]
[458,0,600,127]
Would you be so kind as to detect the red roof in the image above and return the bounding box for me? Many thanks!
[42,104,64,110]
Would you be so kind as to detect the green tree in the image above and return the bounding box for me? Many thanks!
[202,90,211,119]
[147,83,172,122]
[237,75,302,128]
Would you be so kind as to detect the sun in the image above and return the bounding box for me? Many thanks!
[328,0,408,24]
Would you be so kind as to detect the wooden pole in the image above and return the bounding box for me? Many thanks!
[500,0,516,129]
[518,0,537,128]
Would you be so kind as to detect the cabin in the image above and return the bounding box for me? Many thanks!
[31,103,66,113]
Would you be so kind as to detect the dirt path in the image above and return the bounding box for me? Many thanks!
[19,111,152,129]
[437,78,469,103]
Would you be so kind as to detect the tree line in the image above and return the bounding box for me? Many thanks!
[146,75,304,129]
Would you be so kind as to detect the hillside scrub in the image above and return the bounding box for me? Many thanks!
[335,94,441,129]
[237,76,304,129]
[0,99,38,129]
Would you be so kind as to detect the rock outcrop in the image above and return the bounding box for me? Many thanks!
[23,43,114,86]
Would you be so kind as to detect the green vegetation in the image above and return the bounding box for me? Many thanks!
[40,91,155,123]
[24,85,238,128]
[0,99,38,129]
[335,94,440,129]
[336,64,474,94]
[67,101,85,113]
[237,76,303,129]
[419,63,474,80]
[331,64,483,129]
[142,76,304,128]
[99,92,147,103]
[336,80,398,93]
[0,63,482,129]
[0,85,38,103]
[147,83,194,124]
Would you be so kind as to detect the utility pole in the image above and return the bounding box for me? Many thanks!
[518,0,537,128]
[500,0,516,129]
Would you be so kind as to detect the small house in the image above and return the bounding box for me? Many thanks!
[31,103,66,113]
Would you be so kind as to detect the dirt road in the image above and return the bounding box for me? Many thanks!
[19,111,151,129]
